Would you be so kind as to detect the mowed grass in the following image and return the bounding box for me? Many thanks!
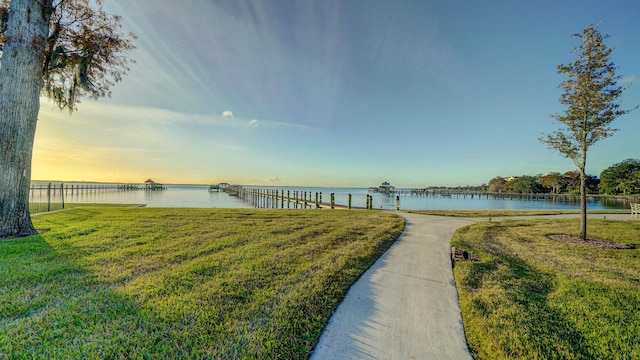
[0,208,404,359]
[452,218,640,359]
[30,203,141,214]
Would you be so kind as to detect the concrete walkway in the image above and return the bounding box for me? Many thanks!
[310,211,636,359]
[310,212,477,360]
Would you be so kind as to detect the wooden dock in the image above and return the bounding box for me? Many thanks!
[220,185,374,209]
[372,187,636,206]
[209,182,230,192]
[144,179,166,191]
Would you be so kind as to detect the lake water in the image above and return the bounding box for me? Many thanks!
[42,183,627,211]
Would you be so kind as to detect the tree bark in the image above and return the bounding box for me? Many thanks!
[0,0,52,238]
[579,150,587,241]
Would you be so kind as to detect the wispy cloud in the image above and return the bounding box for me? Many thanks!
[621,75,637,85]
[210,143,248,152]
[54,101,321,131]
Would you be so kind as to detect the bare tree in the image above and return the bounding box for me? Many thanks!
[0,0,135,238]
[540,24,633,240]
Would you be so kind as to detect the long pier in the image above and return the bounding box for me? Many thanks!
[398,189,636,205]
[29,182,151,214]
[224,186,375,209]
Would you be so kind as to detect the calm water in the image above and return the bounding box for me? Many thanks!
[37,184,248,208]
[38,183,626,211]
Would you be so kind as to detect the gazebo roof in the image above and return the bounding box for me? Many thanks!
[144,178,156,184]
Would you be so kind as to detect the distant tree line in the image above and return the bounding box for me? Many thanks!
[483,159,640,195]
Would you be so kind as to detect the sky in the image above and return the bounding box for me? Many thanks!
[32,0,640,188]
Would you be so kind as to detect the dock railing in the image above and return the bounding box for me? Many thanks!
[29,183,65,214]
[29,182,142,214]
[225,186,376,209]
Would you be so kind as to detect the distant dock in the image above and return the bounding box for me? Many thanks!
[144,179,166,191]
[209,183,230,192]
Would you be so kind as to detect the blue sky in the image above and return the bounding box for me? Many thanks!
[33,0,640,187]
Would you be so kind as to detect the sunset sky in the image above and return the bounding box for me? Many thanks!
[32,0,640,187]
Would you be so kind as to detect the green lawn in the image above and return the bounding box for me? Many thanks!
[30,203,142,214]
[0,208,404,359]
[452,218,640,359]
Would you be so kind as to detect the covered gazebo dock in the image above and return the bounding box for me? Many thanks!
[144,178,166,191]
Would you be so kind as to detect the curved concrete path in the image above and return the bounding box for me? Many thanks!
[310,212,477,360]
[310,211,636,359]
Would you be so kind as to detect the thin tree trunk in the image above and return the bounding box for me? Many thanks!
[0,0,51,238]
[579,151,588,240]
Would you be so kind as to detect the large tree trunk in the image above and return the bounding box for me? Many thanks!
[0,0,51,238]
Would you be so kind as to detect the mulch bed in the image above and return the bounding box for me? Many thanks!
[548,234,634,249]
[451,247,478,266]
